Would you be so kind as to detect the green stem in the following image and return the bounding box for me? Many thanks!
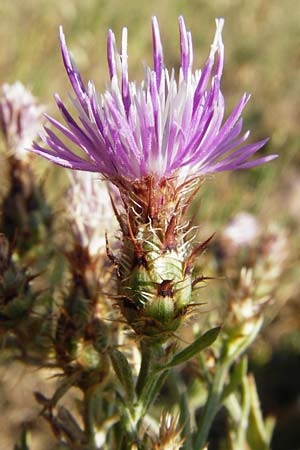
[194,357,229,450]
[194,317,263,450]
[136,340,155,397]
[117,341,164,447]
[136,340,166,416]
[235,376,251,450]
[225,393,242,424]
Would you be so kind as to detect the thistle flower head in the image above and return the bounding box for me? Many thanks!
[0,82,44,160]
[66,171,116,256]
[31,17,276,184]
[30,17,277,339]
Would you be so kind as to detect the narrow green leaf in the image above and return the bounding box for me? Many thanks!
[166,327,221,369]
[57,406,83,441]
[247,374,271,450]
[235,375,251,449]
[264,416,276,445]
[111,349,135,404]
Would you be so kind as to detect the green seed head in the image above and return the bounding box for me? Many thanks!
[118,224,192,338]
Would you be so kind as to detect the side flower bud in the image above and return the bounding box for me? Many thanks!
[55,292,111,390]
[0,234,37,333]
[220,221,289,360]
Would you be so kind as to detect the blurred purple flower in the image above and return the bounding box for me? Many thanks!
[0,82,44,160]
[31,17,276,182]
[222,212,261,247]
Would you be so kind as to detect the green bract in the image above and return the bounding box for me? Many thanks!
[119,225,192,338]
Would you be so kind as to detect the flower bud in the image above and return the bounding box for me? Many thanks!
[225,268,261,324]
[152,413,184,450]
[119,223,192,338]
[55,290,111,390]
[109,177,206,340]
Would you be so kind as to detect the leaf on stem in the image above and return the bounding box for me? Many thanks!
[165,327,221,369]
[110,348,135,404]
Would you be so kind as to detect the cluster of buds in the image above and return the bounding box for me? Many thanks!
[0,153,53,255]
[0,82,52,255]
[52,172,118,390]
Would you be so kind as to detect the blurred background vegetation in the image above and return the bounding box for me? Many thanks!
[0,0,299,449]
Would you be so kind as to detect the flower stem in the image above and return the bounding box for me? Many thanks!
[235,376,251,450]
[114,341,164,448]
[136,340,155,397]
[194,317,263,449]
[193,357,229,450]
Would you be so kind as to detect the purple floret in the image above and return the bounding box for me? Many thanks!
[31,17,277,182]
